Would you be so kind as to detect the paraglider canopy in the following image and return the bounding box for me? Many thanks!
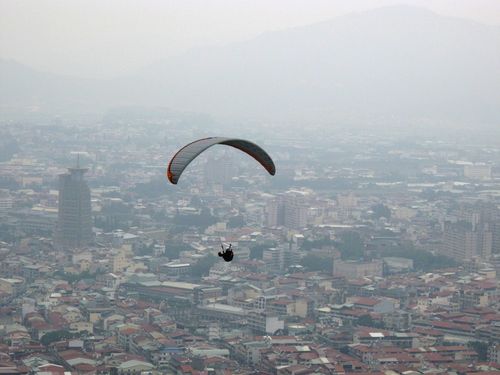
[167,137,276,184]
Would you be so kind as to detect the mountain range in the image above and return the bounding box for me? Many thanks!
[1,5,499,126]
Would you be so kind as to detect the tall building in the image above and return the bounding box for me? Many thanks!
[493,222,500,255]
[443,203,500,261]
[263,247,285,274]
[283,190,308,229]
[266,195,285,227]
[263,243,300,274]
[337,193,358,220]
[443,221,493,261]
[204,152,238,185]
[56,163,93,249]
[267,191,310,229]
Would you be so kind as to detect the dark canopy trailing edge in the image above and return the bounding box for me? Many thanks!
[167,137,276,184]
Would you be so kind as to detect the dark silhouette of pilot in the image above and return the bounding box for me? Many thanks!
[218,243,234,262]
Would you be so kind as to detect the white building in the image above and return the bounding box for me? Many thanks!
[464,164,492,180]
[247,311,284,334]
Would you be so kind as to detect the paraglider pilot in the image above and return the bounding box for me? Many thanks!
[218,243,234,262]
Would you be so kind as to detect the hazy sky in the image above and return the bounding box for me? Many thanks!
[1,0,499,79]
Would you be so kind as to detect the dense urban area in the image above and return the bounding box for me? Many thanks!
[0,113,500,375]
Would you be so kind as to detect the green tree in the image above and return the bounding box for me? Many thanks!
[165,242,186,259]
[0,176,20,190]
[300,254,331,273]
[301,237,336,250]
[199,207,216,226]
[173,207,216,230]
[133,177,170,198]
[53,270,98,284]
[137,242,155,256]
[40,330,75,346]
[227,215,246,228]
[0,133,20,162]
[468,341,488,361]
[250,244,275,260]
[191,255,217,278]
[356,314,385,328]
[379,245,458,272]
[371,203,391,219]
[337,231,364,260]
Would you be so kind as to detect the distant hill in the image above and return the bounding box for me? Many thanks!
[0,59,104,114]
[1,6,500,126]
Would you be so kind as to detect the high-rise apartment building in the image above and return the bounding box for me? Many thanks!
[283,191,308,229]
[266,195,285,227]
[337,193,358,220]
[443,203,500,261]
[263,243,300,274]
[443,222,482,260]
[56,164,93,249]
[263,247,285,274]
[493,222,500,255]
[267,191,309,229]
[204,152,238,185]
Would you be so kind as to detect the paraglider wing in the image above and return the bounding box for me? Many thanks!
[167,137,276,184]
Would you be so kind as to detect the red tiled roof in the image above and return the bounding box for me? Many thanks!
[351,297,380,306]
[414,327,445,337]
[421,353,453,363]
[119,327,140,335]
[38,364,65,373]
[58,350,93,361]
[72,363,95,372]
[431,320,473,332]
[179,364,193,373]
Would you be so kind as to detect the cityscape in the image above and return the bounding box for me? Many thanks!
[1,1,500,374]
[0,117,499,374]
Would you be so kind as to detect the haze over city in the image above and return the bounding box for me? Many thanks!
[1,1,500,374]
